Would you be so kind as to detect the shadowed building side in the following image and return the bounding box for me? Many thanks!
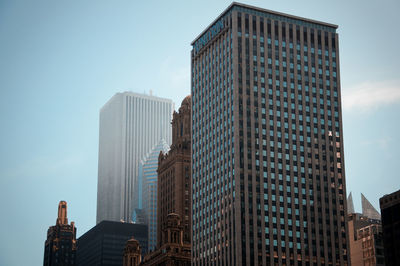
[380,189,400,266]
[76,221,147,266]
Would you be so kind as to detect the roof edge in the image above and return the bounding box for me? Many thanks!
[191,2,338,45]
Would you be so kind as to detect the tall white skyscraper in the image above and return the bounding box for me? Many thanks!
[97,92,174,224]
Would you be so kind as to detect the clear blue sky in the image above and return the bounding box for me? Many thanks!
[0,0,399,265]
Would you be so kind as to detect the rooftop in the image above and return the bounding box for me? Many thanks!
[192,2,338,45]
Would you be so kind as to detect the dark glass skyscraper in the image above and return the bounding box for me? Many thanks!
[76,221,148,266]
[380,189,400,266]
[191,3,349,265]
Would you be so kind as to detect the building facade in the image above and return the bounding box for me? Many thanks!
[123,237,142,266]
[141,139,170,251]
[141,214,191,266]
[43,201,77,266]
[348,213,384,266]
[76,221,147,266]
[97,92,174,224]
[157,96,192,249]
[380,189,400,266]
[191,3,349,265]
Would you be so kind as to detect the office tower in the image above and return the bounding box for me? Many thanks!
[97,92,174,224]
[123,237,142,266]
[191,3,348,265]
[141,139,170,251]
[157,96,192,248]
[348,213,384,266]
[141,214,191,265]
[380,189,400,266]
[44,201,77,266]
[76,221,147,266]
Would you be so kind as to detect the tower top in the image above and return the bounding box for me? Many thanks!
[361,193,381,220]
[191,2,337,46]
[347,192,355,214]
[57,201,68,225]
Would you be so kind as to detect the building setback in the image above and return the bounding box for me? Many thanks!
[97,92,174,224]
[380,189,400,266]
[76,221,147,266]
[191,3,349,265]
[43,201,77,266]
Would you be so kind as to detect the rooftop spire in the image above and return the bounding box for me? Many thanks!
[347,192,355,214]
[361,193,381,220]
[57,201,68,225]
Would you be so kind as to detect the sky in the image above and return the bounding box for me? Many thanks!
[0,0,399,265]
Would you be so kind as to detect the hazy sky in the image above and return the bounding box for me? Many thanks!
[1,0,399,265]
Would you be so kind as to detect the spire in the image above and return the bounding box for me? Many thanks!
[361,193,381,220]
[347,192,355,214]
[57,201,68,225]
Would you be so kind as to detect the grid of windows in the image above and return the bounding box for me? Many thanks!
[192,12,236,264]
[141,140,169,251]
[191,3,349,265]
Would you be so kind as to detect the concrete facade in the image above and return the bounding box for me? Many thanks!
[348,213,384,266]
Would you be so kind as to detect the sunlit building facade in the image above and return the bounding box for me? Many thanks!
[191,3,349,265]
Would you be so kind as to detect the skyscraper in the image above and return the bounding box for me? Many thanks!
[157,96,192,248]
[76,221,148,266]
[191,3,349,265]
[44,201,77,266]
[138,96,192,265]
[97,92,174,224]
[380,189,400,266]
[141,139,170,251]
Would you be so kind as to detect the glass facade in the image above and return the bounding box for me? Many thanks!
[191,3,349,265]
[141,139,170,251]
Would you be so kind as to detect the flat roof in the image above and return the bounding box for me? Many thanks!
[191,2,338,45]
